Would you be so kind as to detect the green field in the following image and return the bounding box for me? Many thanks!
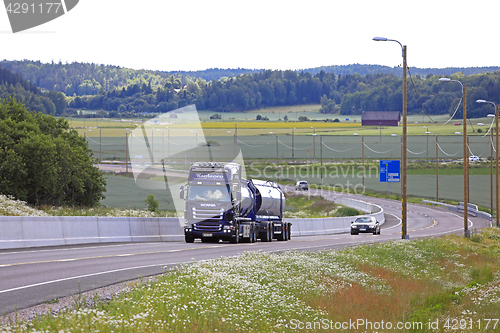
[70,107,498,209]
[91,133,494,209]
[85,134,492,162]
[101,174,176,211]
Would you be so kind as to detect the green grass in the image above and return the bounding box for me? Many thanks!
[6,228,500,332]
[283,192,362,218]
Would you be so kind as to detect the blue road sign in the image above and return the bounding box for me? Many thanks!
[380,160,400,182]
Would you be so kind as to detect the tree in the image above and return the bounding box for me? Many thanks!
[320,94,336,113]
[46,90,67,115]
[144,193,159,213]
[0,98,106,207]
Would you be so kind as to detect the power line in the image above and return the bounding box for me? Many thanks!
[407,66,435,123]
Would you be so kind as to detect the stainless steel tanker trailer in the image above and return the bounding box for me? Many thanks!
[181,162,291,243]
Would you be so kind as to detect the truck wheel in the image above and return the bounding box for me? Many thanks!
[185,236,194,243]
[277,224,285,241]
[288,223,291,240]
[251,225,256,243]
[283,224,289,241]
[230,226,240,244]
[268,224,274,242]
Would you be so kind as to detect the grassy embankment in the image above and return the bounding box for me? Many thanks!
[283,192,360,218]
[5,228,500,332]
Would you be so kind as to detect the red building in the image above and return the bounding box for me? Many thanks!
[361,111,401,126]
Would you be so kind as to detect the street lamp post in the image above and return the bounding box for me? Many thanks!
[440,78,469,237]
[292,128,295,163]
[373,36,408,239]
[477,100,499,227]
[491,124,494,223]
[392,133,404,197]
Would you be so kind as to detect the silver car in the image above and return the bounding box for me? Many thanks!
[295,180,309,191]
[351,216,380,235]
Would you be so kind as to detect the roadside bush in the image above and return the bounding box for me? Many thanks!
[144,193,159,212]
[334,206,362,217]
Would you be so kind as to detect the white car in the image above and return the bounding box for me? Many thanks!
[469,156,479,162]
[295,181,309,191]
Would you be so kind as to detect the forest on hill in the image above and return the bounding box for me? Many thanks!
[0,67,66,115]
[1,60,500,118]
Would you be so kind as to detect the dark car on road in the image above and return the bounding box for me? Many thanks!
[351,216,380,235]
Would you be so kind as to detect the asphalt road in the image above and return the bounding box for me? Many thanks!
[0,172,492,315]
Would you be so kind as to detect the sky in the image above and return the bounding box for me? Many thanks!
[1,0,499,72]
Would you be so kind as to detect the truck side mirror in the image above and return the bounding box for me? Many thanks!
[180,186,184,200]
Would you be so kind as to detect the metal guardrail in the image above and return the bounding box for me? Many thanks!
[420,200,492,225]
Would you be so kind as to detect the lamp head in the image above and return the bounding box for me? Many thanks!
[439,78,451,82]
[372,37,388,41]
[476,99,487,103]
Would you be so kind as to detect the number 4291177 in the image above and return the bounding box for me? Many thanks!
[444,318,498,330]
[5,2,62,14]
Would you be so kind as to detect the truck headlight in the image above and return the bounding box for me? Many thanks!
[223,225,231,230]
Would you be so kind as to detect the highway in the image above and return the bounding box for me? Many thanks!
[0,173,491,315]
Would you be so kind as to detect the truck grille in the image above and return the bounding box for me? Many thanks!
[192,207,224,221]
[193,221,222,232]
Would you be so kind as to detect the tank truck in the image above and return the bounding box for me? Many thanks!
[181,162,291,243]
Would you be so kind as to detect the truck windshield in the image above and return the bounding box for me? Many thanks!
[188,185,231,202]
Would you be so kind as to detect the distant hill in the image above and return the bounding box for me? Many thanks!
[166,68,263,82]
[0,67,64,115]
[2,60,500,95]
[300,64,500,78]
[2,60,500,118]
[164,64,500,81]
